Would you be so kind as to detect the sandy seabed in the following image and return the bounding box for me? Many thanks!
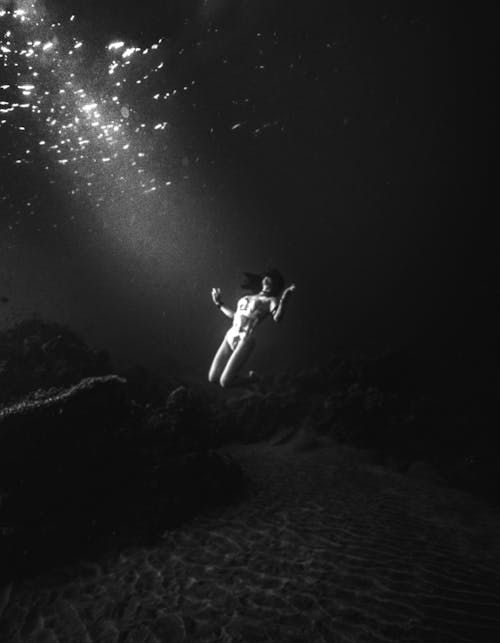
[1,436,499,643]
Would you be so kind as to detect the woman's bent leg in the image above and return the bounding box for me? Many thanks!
[208,338,232,383]
[219,338,255,388]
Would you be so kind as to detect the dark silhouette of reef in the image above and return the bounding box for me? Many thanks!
[0,320,245,582]
[0,318,112,405]
[215,341,499,505]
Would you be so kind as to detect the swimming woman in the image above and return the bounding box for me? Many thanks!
[208,269,296,388]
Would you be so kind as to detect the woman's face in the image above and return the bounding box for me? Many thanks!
[261,276,273,294]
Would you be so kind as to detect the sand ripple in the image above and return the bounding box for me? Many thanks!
[1,440,500,642]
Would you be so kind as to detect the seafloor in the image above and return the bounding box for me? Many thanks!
[1,433,499,643]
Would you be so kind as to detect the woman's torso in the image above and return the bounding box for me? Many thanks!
[229,294,276,341]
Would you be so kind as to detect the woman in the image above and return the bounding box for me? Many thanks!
[209,269,296,388]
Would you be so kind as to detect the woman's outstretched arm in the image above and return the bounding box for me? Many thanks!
[211,287,235,319]
[272,284,296,322]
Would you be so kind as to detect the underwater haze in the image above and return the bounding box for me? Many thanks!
[0,0,493,377]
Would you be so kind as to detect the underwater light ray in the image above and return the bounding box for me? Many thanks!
[1,0,319,275]
[0,0,191,264]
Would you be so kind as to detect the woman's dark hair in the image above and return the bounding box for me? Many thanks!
[241,268,285,297]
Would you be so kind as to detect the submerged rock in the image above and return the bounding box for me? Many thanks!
[0,318,112,405]
[206,346,499,504]
[0,375,129,483]
[0,335,245,581]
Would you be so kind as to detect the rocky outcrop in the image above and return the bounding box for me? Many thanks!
[0,372,245,580]
[209,346,499,504]
[0,319,112,406]
[0,375,130,487]
[0,343,244,581]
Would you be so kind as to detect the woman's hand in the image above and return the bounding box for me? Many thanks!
[211,287,222,306]
[272,284,296,322]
